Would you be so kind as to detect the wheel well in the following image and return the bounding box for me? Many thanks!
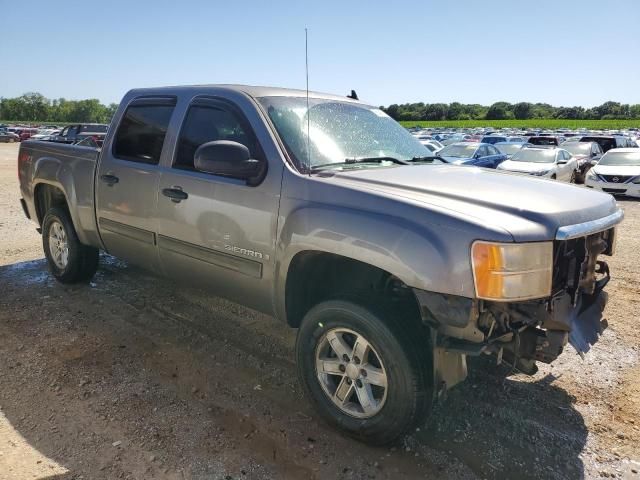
[34,184,68,226]
[285,251,421,328]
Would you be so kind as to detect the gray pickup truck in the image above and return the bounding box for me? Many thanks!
[18,85,623,444]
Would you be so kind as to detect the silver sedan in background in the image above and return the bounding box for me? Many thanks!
[0,130,20,143]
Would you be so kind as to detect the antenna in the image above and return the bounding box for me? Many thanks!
[305,28,311,173]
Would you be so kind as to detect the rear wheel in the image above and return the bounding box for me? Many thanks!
[296,299,432,445]
[42,207,99,283]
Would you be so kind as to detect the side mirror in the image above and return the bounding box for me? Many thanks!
[194,141,262,181]
[590,159,599,166]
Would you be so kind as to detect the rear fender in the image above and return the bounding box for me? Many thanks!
[32,154,100,247]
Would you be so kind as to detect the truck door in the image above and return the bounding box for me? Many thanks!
[95,97,176,272]
[155,96,280,314]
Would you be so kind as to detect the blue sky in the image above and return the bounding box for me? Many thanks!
[2,0,639,107]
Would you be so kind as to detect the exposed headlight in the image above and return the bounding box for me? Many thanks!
[586,169,598,180]
[471,241,553,301]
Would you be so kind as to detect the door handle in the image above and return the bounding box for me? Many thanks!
[100,174,119,186]
[162,187,188,203]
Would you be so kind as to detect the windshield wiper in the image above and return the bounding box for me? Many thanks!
[408,155,449,163]
[311,156,409,171]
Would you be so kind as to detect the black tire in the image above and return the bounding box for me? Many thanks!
[551,174,557,180]
[42,207,99,283]
[569,171,577,183]
[296,299,432,445]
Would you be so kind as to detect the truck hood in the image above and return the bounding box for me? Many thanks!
[324,165,618,242]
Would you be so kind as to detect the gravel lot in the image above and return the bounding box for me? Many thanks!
[0,142,639,480]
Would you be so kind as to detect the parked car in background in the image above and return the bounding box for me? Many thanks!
[528,136,561,146]
[481,135,508,144]
[585,148,640,197]
[438,142,507,168]
[418,139,444,153]
[440,134,470,146]
[579,135,635,152]
[0,130,20,143]
[562,141,603,183]
[30,129,61,141]
[481,136,526,145]
[50,123,109,145]
[497,146,578,182]
[19,128,39,142]
[494,142,533,158]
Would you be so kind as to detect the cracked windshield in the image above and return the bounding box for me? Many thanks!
[259,97,431,169]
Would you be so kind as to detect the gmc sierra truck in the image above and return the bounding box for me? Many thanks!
[18,85,623,445]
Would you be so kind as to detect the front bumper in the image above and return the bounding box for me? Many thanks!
[586,178,640,198]
[568,288,608,354]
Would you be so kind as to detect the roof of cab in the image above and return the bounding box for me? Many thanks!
[124,84,363,103]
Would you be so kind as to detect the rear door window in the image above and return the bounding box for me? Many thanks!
[113,101,176,164]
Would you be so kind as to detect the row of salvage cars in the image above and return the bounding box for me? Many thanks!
[414,137,640,195]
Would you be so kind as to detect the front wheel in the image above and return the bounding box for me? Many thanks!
[296,299,432,445]
[569,171,577,183]
[42,207,99,283]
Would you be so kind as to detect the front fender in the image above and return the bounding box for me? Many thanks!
[274,203,476,323]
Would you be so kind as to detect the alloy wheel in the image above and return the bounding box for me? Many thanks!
[48,221,69,269]
[315,328,388,418]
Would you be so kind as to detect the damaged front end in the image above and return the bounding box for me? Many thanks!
[415,225,618,397]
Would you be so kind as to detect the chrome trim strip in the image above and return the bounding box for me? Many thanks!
[555,209,624,241]
[157,235,263,279]
[98,218,156,245]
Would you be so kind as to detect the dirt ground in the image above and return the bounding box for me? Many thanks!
[0,141,638,480]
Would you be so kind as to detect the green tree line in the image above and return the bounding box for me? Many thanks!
[381,101,640,122]
[0,92,118,123]
[4,92,640,125]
